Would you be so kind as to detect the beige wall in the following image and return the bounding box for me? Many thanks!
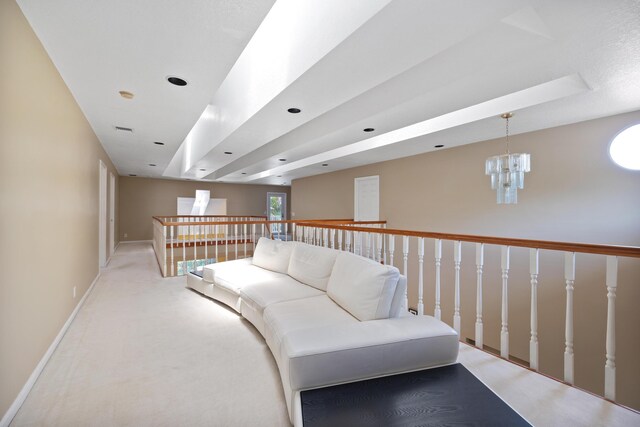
[292,111,640,409]
[119,177,291,241]
[0,0,118,419]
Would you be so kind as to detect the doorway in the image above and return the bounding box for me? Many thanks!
[109,172,116,258]
[354,175,379,221]
[99,160,108,267]
[267,192,287,238]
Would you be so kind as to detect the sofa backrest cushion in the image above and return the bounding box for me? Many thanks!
[287,242,338,291]
[389,275,407,318]
[252,237,294,274]
[326,252,399,321]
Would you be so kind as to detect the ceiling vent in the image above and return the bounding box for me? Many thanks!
[115,126,133,133]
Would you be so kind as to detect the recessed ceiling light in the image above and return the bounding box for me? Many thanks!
[241,172,247,175]
[322,163,328,166]
[435,144,444,148]
[115,126,133,133]
[119,90,134,99]
[287,108,301,114]
[224,151,233,155]
[363,128,375,132]
[153,141,164,146]
[277,175,282,177]
[167,76,187,86]
[149,164,156,167]
[199,168,206,171]
[279,158,286,162]
[128,174,137,177]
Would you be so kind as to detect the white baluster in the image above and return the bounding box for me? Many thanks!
[402,236,409,311]
[323,228,329,248]
[214,225,218,262]
[475,243,484,349]
[418,237,425,315]
[501,246,510,359]
[605,256,618,401]
[252,224,256,255]
[376,234,383,263]
[182,223,186,274]
[388,235,395,268]
[530,248,540,371]
[346,230,351,252]
[235,224,238,260]
[564,251,576,384]
[330,228,336,249]
[193,225,197,268]
[243,223,247,257]
[366,233,371,258]
[170,225,175,276]
[354,231,359,254]
[434,239,442,320]
[225,224,228,261]
[453,241,462,334]
[203,224,207,264]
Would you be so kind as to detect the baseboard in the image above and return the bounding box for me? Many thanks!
[119,240,153,244]
[0,273,101,427]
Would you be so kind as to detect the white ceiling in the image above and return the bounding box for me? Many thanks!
[17,0,640,186]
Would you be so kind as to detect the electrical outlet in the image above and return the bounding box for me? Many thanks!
[124,233,128,238]
[73,286,76,299]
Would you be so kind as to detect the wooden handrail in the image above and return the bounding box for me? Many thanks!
[295,221,640,258]
[152,217,363,227]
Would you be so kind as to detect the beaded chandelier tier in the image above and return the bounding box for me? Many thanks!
[485,113,530,204]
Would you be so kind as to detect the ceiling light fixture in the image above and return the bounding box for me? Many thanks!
[149,164,156,167]
[435,144,444,148]
[119,90,134,99]
[363,128,375,132]
[224,151,233,155]
[115,126,133,133]
[199,168,206,171]
[128,174,137,177]
[485,113,530,204]
[153,141,164,146]
[241,172,247,175]
[287,108,301,114]
[279,158,286,162]
[609,124,640,170]
[167,76,187,86]
[322,163,328,166]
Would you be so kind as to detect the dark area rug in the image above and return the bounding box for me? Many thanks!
[301,363,531,427]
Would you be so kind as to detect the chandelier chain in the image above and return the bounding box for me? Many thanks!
[505,115,510,154]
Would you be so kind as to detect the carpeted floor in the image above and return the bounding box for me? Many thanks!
[11,242,290,427]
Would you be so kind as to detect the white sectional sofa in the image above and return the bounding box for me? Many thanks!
[187,237,459,424]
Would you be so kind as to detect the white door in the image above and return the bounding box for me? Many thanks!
[267,192,287,237]
[354,176,379,221]
[109,172,115,258]
[99,160,107,267]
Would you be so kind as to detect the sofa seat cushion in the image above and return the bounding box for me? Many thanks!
[326,252,400,321]
[239,277,324,315]
[202,258,252,283]
[252,237,294,274]
[287,243,338,291]
[214,263,286,295]
[280,315,459,393]
[263,295,357,362]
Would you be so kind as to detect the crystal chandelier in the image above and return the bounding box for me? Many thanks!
[485,113,530,204]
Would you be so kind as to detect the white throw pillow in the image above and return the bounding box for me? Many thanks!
[287,242,338,291]
[326,252,399,321]
[252,237,294,274]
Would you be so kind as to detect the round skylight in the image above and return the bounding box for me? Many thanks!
[609,124,640,170]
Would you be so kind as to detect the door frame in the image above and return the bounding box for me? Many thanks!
[267,192,287,235]
[99,160,108,267]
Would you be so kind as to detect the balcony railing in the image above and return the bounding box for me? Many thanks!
[292,220,640,410]
[151,215,640,410]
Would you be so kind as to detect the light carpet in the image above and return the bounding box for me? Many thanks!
[11,242,290,427]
